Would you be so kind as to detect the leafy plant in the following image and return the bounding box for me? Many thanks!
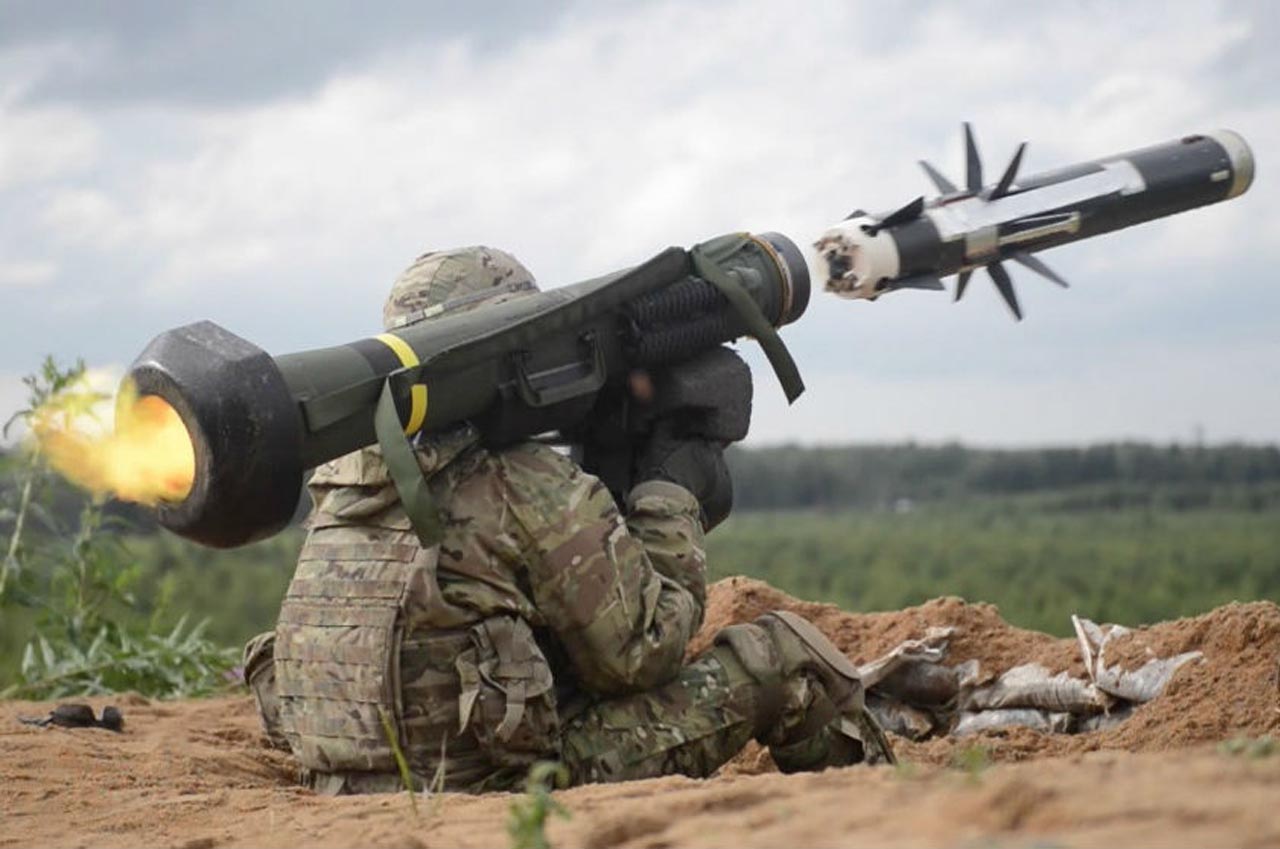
[1,356,98,603]
[507,761,571,849]
[4,616,236,699]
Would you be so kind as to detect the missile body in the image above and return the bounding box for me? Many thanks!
[817,129,1255,317]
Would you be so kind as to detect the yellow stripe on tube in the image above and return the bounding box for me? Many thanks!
[374,333,429,435]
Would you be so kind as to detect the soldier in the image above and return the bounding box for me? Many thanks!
[244,246,892,794]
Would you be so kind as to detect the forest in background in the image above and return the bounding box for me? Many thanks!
[727,442,1280,510]
[3,440,1279,686]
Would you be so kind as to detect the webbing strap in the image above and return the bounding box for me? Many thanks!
[690,240,805,403]
[374,377,444,546]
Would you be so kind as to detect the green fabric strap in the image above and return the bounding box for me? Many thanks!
[690,243,805,403]
[374,377,444,547]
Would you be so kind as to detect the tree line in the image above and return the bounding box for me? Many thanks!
[726,442,1280,510]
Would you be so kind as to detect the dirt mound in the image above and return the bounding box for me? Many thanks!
[2,578,1277,848]
[694,577,1280,764]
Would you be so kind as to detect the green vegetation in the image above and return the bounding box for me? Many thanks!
[507,761,571,849]
[949,743,992,781]
[8,616,235,700]
[0,527,298,684]
[706,501,1280,635]
[379,707,421,819]
[1218,736,1277,759]
[727,442,1280,510]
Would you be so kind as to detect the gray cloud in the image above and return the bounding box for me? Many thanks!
[0,0,572,105]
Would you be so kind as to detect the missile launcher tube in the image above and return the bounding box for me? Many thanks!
[128,232,809,548]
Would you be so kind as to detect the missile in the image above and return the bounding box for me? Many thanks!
[814,126,1255,319]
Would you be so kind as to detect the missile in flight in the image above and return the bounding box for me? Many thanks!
[814,126,1255,319]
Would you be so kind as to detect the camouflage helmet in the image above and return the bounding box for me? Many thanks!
[383,246,539,330]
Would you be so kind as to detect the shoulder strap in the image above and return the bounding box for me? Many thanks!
[689,238,805,403]
[375,378,444,546]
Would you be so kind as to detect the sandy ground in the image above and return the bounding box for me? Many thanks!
[3,579,1278,849]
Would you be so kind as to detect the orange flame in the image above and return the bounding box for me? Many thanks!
[33,380,195,505]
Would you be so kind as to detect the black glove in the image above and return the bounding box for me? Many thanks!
[635,432,733,530]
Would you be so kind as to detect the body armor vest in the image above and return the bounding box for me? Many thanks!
[272,433,559,791]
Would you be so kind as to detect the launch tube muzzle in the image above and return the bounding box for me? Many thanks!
[127,231,810,548]
[128,323,306,548]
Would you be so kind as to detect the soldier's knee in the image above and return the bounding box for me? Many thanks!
[712,611,896,767]
[713,623,782,686]
[713,612,861,741]
[711,623,787,737]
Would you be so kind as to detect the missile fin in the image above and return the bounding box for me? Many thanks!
[919,160,958,194]
[964,122,983,192]
[987,261,1023,320]
[866,196,925,234]
[955,269,972,302]
[1011,251,1069,288]
[989,142,1026,200]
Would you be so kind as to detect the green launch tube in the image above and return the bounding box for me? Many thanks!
[126,232,810,548]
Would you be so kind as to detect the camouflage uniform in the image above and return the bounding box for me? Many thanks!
[245,246,891,794]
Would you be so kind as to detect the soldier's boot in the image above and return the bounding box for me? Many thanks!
[714,610,895,771]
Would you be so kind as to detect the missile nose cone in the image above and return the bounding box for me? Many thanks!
[1206,129,1255,199]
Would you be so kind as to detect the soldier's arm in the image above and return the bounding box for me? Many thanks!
[498,444,706,696]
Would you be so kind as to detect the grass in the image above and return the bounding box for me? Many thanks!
[508,761,571,849]
[379,707,420,819]
[949,744,993,780]
[1218,736,1277,759]
[707,503,1280,635]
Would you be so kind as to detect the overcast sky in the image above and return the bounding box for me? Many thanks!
[1,0,1276,447]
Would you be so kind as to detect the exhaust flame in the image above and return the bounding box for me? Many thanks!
[33,380,195,505]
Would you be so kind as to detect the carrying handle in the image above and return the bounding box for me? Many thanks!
[513,332,607,408]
